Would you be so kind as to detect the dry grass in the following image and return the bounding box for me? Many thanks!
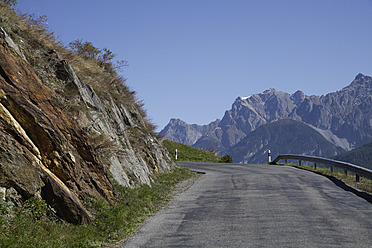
[0,3,156,134]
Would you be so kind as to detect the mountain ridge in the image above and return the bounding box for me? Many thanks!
[160,73,372,162]
[228,118,346,164]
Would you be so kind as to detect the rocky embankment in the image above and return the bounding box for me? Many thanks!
[0,12,175,223]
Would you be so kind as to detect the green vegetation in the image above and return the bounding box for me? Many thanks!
[220,154,233,163]
[0,3,202,247]
[282,163,372,194]
[162,139,232,163]
[0,167,196,247]
[68,39,128,73]
[333,142,372,169]
[163,139,220,162]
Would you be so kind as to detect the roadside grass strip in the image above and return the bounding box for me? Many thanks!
[0,167,197,248]
[282,163,372,195]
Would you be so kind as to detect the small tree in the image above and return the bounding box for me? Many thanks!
[220,154,233,163]
[68,39,128,72]
[69,39,101,59]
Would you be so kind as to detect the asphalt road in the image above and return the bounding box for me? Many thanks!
[121,162,372,248]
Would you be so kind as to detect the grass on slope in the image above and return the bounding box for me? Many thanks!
[283,164,372,194]
[333,142,372,169]
[0,167,197,248]
[162,139,221,163]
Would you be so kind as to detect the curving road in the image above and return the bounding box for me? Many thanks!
[122,162,372,248]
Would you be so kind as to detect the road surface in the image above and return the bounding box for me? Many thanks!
[122,162,372,247]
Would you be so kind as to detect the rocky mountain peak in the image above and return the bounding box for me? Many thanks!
[263,88,277,94]
[291,90,306,106]
[347,73,372,90]
[355,73,367,80]
[162,73,372,160]
[234,88,289,107]
[160,118,221,146]
[168,118,187,125]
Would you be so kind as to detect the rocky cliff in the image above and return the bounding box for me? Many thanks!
[292,73,372,147]
[51,53,174,188]
[0,4,175,223]
[160,118,220,146]
[161,74,372,162]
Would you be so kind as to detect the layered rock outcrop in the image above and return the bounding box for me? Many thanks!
[0,35,114,223]
[51,53,174,188]
[0,20,175,223]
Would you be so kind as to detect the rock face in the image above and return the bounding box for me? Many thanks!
[161,74,372,162]
[53,55,174,188]
[228,119,346,164]
[0,19,175,223]
[160,118,220,146]
[0,36,113,224]
[293,73,372,147]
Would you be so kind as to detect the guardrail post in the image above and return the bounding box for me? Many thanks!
[356,174,360,182]
[330,166,333,174]
[314,162,317,170]
[285,159,287,164]
[299,160,302,166]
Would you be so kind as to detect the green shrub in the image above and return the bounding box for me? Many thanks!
[220,154,233,163]
[68,39,128,72]
[24,197,48,220]
[0,200,14,216]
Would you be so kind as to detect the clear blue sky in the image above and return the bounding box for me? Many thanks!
[17,0,372,131]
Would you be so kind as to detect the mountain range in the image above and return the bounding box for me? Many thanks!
[160,73,372,164]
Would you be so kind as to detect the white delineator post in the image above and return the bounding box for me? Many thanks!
[175,149,178,160]
[268,150,271,163]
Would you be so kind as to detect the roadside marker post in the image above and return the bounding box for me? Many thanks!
[268,150,271,163]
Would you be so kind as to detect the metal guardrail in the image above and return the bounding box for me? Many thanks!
[270,154,372,182]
